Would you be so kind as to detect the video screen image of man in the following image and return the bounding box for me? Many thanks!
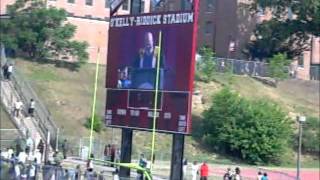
[131,32,165,90]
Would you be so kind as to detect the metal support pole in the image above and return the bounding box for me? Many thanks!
[170,134,185,180]
[119,129,133,178]
[296,122,302,180]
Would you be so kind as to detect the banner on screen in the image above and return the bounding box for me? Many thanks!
[105,11,197,134]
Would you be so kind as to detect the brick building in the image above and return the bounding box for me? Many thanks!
[0,0,151,64]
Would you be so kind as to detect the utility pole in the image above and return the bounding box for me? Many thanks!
[296,115,306,180]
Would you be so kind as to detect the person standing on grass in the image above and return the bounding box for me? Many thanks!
[28,99,35,117]
[200,161,209,180]
[61,139,69,159]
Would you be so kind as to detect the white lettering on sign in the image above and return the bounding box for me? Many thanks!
[179,115,186,121]
[130,110,140,117]
[110,12,194,28]
[117,109,127,115]
[107,110,112,115]
[178,121,187,127]
[106,115,112,120]
[148,111,159,118]
[164,112,171,119]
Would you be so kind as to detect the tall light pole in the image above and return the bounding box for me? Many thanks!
[296,115,306,180]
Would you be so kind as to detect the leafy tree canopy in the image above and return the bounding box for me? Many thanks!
[0,0,88,67]
[247,0,320,60]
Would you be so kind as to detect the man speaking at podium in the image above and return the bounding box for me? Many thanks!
[132,32,165,90]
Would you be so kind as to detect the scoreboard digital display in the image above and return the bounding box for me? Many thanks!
[105,11,197,134]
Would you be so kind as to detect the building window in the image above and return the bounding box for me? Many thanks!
[122,0,129,10]
[85,0,93,6]
[105,0,109,8]
[68,0,75,3]
[140,0,145,13]
[207,0,214,12]
[205,21,213,34]
[298,54,304,67]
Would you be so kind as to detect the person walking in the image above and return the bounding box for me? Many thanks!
[2,63,8,79]
[7,63,13,80]
[13,100,23,117]
[37,139,44,162]
[200,161,209,180]
[28,99,35,117]
[183,158,188,178]
[137,154,147,180]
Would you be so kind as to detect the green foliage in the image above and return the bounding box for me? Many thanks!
[0,0,88,67]
[247,0,320,59]
[196,47,217,82]
[84,114,103,133]
[268,53,290,80]
[298,117,320,154]
[201,88,293,164]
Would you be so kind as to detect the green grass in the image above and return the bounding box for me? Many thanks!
[14,59,320,168]
[0,104,15,129]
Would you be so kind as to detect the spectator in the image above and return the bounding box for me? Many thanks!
[261,172,268,180]
[28,159,37,180]
[104,144,110,165]
[200,161,209,180]
[14,162,21,179]
[110,144,116,166]
[115,148,121,164]
[18,149,28,164]
[183,158,188,177]
[28,99,36,117]
[26,136,34,155]
[13,100,23,117]
[191,161,199,180]
[37,139,44,161]
[7,63,13,80]
[113,168,120,180]
[137,153,147,180]
[75,164,82,180]
[234,167,241,180]
[257,171,263,180]
[61,139,69,159]
[223,168,233,180]
[2,63,8,79]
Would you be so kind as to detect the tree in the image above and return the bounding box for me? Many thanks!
[196,47,217,82]
[247,0,320,59]
[0,0,88,66]
[268,53,290,80]
[201,88,293,164]
[297,116,320,154]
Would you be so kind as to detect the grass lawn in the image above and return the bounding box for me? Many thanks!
[13,59,319,168]
[0,104,15,129]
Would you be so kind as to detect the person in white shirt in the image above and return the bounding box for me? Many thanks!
[7,63,13,80]
[191,161,199,180]
[26,137,34,154]
[14,100,23,117]
[18,151,27,163]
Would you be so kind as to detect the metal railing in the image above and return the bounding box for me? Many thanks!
[10,69,59,149]
[0,45,58,150]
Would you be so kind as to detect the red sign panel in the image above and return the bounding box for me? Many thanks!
[105,11,198,134]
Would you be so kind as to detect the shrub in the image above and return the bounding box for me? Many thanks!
[201,88,293,164]
[84,114,103,133]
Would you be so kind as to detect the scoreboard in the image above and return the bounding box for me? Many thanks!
[105,11,197,134]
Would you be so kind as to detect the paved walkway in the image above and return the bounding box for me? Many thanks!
[0,79,42,147]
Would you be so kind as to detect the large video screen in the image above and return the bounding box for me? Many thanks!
[105,11,196,134]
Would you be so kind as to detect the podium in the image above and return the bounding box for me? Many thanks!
[131,68,164,90]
